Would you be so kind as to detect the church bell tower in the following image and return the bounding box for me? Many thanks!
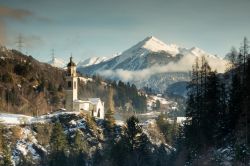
[65,56,78,111]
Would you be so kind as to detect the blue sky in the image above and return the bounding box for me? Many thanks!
[0,0,250,62]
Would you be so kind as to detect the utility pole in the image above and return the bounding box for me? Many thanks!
[16,34,24,52]
[51,49,55,60]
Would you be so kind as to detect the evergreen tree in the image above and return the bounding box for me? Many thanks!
[17,153,34,166]
[0,124,13,166]
[176,37,250,164]
[105,87,116,134]
[225,46,238,71]
[216,82,229,140]
[228,74,242,130]
[69,130,88,166]
[156,114,178,145]
[155,100,161,110]
[49,122,69,166]
[72,130,88,154]
[49,151,68,166]
[1,139,13,166]
[240,37,249,74]
[111,116,153,166]
[202,71,221,144]
[246,59,250,145]
[85,114,97,134]
[185,57,202,150]
[50,122,68,152]
[184,56,227,149]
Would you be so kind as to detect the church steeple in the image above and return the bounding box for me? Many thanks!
[67,56,77,77]
[67,56,76,67]
[65,55,78,111]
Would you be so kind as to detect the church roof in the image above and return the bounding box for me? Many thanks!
[67,56,76,67]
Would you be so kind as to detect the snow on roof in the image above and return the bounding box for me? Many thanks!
[74,99,92,103]
[88,98,101,104]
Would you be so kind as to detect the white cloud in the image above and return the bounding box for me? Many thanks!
[99,55,228,82]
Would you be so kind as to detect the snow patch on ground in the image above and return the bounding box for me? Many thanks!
[115,120,125,126]
[147,95,173,111]
[139,111,161,117]
[0,112,81,125]
[13,127,46,165]
[151,95,170,105]
[0,113,33,125]
[78,76,93,83]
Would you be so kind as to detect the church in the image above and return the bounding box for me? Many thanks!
[65,56,105,119]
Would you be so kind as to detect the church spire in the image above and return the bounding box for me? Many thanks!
[67,54,76,67]
[67,55,76,76]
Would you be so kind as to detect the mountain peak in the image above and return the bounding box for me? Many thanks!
[144,36,158,41]
[138,36,180,55]
[114,36,191,66]
[143,36,165,45]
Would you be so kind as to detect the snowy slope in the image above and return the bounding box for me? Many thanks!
[47,57,66,68]
[0,113,33,125]
[0,112,81,125]
[77,56,109,68]
[110,36,181,68]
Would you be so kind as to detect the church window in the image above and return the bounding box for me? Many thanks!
[68,81,72,88]
[67,69,71,76]
[97,109,100,117]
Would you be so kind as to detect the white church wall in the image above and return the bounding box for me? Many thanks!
[92,101,104,119]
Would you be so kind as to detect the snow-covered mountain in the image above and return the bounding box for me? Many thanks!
[77,56,109,68]
[78,36,228,92]
[47,56,113,69]
[47,57,66,68]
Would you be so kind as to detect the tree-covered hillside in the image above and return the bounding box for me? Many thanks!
[0,48,147,116]
[171,37,250,165]
[78,76,147,113]
[0,48,66,115]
